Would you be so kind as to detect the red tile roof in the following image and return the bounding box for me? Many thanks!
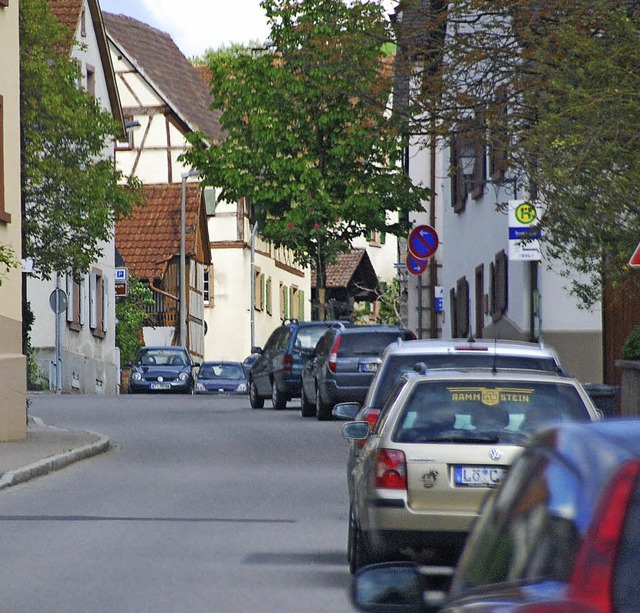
[115,184,204,281]
[314,249,379,290]
[47,0,83,33]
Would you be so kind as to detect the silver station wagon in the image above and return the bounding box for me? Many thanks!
[342,368,600,573]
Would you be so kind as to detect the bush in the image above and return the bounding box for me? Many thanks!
[622,325,640,360]
[115,277,155,366]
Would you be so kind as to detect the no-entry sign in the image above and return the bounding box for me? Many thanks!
[408,224,439,260]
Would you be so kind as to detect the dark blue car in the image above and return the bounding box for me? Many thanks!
[196,361,248,395]
[128,346,199,394]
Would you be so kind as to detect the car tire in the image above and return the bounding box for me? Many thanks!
[300,385,315,417]
[249,379,264,409]
[271,382,287,410]
[348,506,371,574]
[316,387,331,421]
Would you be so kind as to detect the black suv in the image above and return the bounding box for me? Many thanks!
[300,324,415,420]
[248,319,347,409]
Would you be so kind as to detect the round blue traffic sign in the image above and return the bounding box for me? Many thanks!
[406,252,428,276]
[408,224,439,260]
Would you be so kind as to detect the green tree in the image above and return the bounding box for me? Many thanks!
[395,0,640,307]
[20,0,142,280]
[184,0,430,312]
[115,277,156,367]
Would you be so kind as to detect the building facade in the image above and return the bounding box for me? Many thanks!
[0,0,26,439]
[105,13,312,363]
[28,0,124,394]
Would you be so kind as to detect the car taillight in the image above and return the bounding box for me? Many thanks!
[375,449,407,490]
[565,460,640,613]
[358,408,381,448]
[328,336,341,373]
[282,354,292,372]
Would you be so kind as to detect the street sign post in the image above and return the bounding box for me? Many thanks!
[408,224,439,260]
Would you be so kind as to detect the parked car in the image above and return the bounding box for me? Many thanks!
[128,346,199,394]
[195,361,248,395]
[248,318,348,409]
[342,368,600,574]
[242,354,259,378]
[352,418,640,612]
[333,338,572,510]
[300,324,416,420]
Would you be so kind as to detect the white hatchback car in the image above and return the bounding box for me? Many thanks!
[342,368,600,573]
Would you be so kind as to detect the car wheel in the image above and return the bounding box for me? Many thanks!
[300,385,315,417]
[249,379,264,409]
[271,382,287,410]
[316,387,331,421]
[349,507,371,574]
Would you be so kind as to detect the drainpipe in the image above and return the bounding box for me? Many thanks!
[250,221,258,349]
[180,170,201,348]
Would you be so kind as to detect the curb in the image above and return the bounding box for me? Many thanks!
[0,431,111,491]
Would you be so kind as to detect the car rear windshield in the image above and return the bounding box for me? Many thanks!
[199,363,244,380]
[371,353,560,408]
[392,380,592,444]
[137,349,188,366]
[338,332,409,357]
[295,326,334,350]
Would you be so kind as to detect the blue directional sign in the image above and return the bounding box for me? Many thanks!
[408,224,439,260]
[406,252,428,276]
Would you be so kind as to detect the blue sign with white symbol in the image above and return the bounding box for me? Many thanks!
[408,225,439,260]
[406,252,428,276]
[434,286,443,313]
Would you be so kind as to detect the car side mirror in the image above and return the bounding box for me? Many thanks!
[351,562,439,612]
[193,361,202,368]
[342,421,370,440]
[333,402,361,420]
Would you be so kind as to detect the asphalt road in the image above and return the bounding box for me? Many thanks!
[0,393,355,613]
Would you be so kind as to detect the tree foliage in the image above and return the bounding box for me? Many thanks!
[183,0,430,291]
[395,0,640,306]
[20,0,142,280]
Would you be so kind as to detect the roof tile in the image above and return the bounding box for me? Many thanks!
[115,184,202,281]
[103,13,222,142]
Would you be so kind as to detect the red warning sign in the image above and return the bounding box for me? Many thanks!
[630,242,640,268]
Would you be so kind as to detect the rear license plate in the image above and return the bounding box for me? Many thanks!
[454,466,506,487]
[151,382,171,390]
[360,362,379,373]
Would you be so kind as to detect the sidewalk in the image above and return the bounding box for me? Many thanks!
[0,416,110,491]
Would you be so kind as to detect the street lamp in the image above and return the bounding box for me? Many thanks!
[180,169,202,347]
[458,148,518,196]
[458,147,477,188]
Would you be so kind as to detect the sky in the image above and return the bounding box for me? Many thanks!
[98,0,272,59]
[99,0,397,60]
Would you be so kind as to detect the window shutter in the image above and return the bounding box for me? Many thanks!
[66,272,74,323]
[266,277,272,315]
[298,290,304,321]
[89,272,97,329]
[79,276,86,326]
[102,277,109,332]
